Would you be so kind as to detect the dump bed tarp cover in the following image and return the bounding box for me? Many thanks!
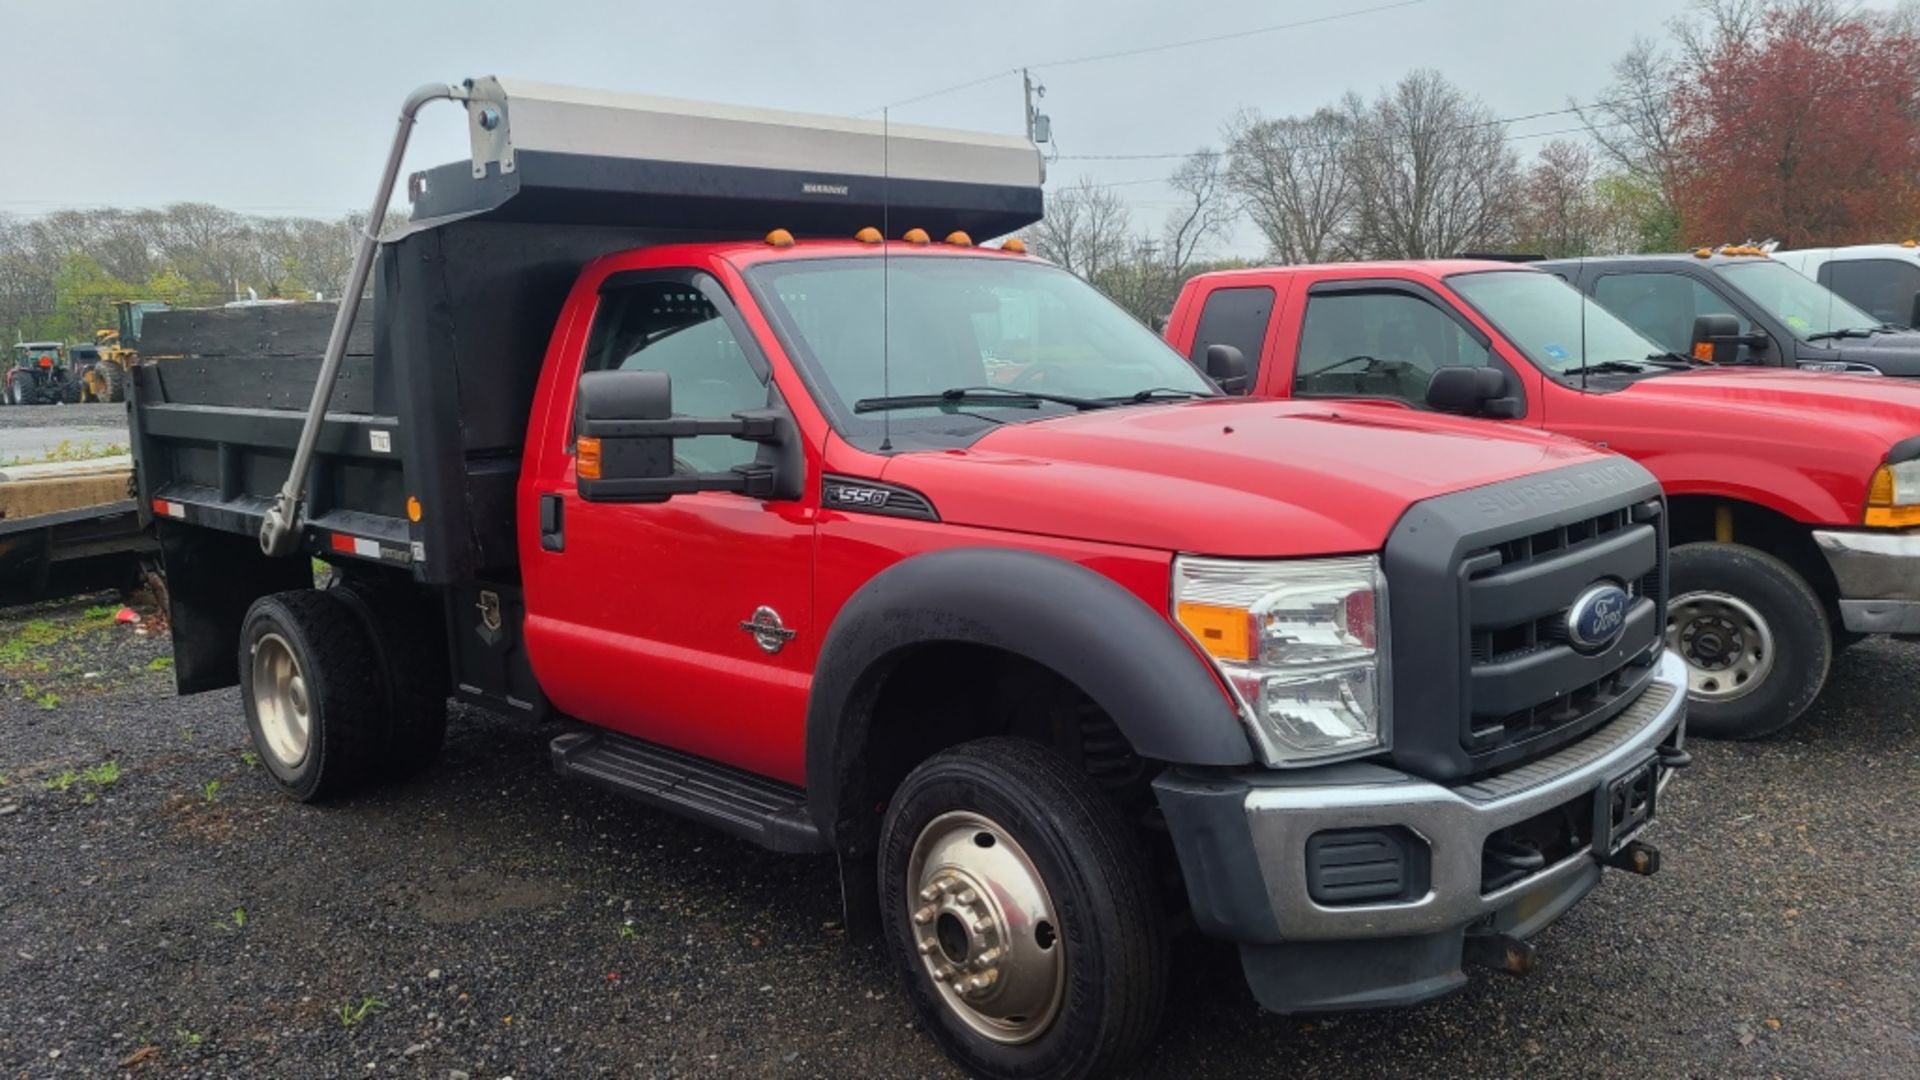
[408,75,1044,239]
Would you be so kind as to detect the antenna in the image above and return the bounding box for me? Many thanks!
[880,107,893,453]
[1578,250,1588,394]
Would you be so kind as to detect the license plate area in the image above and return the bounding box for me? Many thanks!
[1595,753,1658,855]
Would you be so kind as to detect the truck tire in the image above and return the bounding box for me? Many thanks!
[7,375,28,406]
[878,737,1167,1080]
[238,590,381,801]
[102,361,126,403]
[1666,542,1831,740]
[329,576,450,780]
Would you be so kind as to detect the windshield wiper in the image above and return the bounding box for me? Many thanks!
[1561,359,1659,377]
[1113,386,1210,403]
[853,385,1110,414]
[1644,352,1705,369]
[1805,327,1876,342]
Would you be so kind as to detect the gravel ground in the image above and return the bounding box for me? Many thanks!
[0,592,1913,1079]
[0,402,128,462]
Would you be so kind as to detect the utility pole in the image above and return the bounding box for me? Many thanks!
[1022,69,1049,182]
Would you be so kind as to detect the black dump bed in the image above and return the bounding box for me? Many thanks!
[130,75,1043,590]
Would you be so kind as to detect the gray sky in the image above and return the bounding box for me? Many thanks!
[1,0,1898,255]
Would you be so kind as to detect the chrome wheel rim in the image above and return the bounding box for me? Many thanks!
[1666,590,1774,702]
[905,810,1064,1045]
[250,632,311,768]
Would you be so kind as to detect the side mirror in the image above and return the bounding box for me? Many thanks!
[1689,314,1743,364]
[1204,343,1250,394]
[574,369,790,503]
[1426,366,1522,419]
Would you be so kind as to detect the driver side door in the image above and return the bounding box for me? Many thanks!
[521,269,817,785]
[1284,283,1531,423]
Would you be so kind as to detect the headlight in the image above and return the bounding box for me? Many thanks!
[1173,555,1389,767]
[1866,460,1920,527]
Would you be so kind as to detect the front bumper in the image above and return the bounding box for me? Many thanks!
[1155,650,1688,1014]
[1813,528,1920,633]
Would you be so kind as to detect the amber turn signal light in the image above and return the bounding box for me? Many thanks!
[1692,342,1715,363]
[576,436,603,480]
[1176,601,1255,663]
[1864,464,1920,527]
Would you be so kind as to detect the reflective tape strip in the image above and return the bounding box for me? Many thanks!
[151,499,186,519]
[328,533,381,559]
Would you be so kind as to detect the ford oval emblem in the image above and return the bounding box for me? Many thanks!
[1567,582,1631,652]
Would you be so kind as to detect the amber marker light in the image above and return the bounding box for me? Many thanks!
[576,437,603,480]
[902,228,930,245]
[406,496,423,523]
[1175,602,1255,663]
[764,228,795,247]
[854,226,882,243]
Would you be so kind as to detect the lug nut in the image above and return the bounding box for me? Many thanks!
[971,917,992,934]
[912,904,936,925]
[956,888,978,905]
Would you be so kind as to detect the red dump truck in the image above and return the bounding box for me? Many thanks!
[132,80,1686,1078]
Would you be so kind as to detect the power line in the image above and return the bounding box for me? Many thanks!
[862,0,1428,114]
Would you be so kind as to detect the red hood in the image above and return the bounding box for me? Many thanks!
[880,399,1610,557]
[1610,367,1920,446]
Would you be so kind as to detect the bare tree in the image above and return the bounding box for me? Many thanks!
[1575,40,1684,217]
[1025,177,1132,280]
[1515,140,1607,257]
[1161,149,1230,276]
[156,203,253,301]
[1224,104,1359,264]
[1347,70,1520,258]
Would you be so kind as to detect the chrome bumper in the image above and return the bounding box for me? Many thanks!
[1240,650,1686,941]
[1813,528,1920,633]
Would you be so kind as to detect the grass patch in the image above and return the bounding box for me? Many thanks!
[1,439,128,466]
[147,655,173,671]
[200,780,222,804]
[338,996,386,1028]
[43,768,79,792]
[0,620,65,665]
[81,761,120,787]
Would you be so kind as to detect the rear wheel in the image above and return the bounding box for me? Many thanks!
[7,375,29,406]
[239,590,381,801]
[99,362,126,403]
[1665,542,1831,739]
[879,738,1167,1080]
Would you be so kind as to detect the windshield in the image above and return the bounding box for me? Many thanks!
[745,255,1216,450]
[1447,270,1670,374]
[1717,260,1880,339]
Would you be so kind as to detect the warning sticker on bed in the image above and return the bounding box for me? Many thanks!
[370,430,392,453]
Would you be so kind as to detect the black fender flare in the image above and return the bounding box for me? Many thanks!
[805,547,1252,851]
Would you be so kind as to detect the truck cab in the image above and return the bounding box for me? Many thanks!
[1771,242,1920,328]
[1167,260,1920,741]
[132,79,1687,1079]
[1542,248,1920,377]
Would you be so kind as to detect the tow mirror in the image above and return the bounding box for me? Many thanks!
[1204,343,1250,394]
[1688,314,1744,364]
[1426,366,1522,419]
[574,369,793,503]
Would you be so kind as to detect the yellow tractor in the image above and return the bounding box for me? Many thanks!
[77,300,167,403]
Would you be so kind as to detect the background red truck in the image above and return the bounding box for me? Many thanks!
[133,82,1687,1080]
[1166,260,1920,740]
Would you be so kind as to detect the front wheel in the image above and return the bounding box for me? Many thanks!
[1665,542,1831,739]
[879,738,1167,1080]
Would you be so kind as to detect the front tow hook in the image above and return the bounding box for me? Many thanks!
[1656,745,1693,770]
[1605,839,1661,877]
[1464,931,1537,977]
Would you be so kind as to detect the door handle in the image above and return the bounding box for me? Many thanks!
[539,493,564,552]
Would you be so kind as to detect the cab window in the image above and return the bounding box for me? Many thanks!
[1592,272,1749,355]
[1818,259,1920,326]
[1188,286,1273,391]
[582,279,766,473]
[1294,290,1491,406]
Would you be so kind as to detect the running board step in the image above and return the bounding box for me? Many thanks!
[550,730,827,854]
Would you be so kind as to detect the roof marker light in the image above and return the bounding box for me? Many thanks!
[1001,238,1027,254]
[944,231,973,247]
[854,226,882,244]
[902,228,930,245]
[764,228,795,247]
[1693,247,1712,258]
